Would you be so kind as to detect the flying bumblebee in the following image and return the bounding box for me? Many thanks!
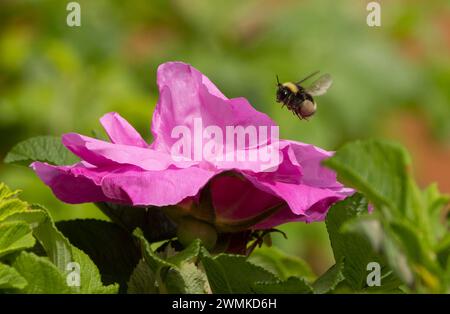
[276,71,332,120]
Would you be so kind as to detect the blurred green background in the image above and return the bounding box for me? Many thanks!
[1,0,449,275]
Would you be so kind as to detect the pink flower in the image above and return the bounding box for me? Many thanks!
[32,62,352,230]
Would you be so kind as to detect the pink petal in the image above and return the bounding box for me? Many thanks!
[283,140,343,188]
[62,133,195,171]
[210,174,285,222]
[253,196,342,228]
[150,62,276,156]
[209,173,347,229]
[31,162,123,204]
[100,112,148,148]
[100,167,218,206]
[243,172,348,217]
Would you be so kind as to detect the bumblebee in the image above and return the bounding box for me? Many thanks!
[276,71,332,120]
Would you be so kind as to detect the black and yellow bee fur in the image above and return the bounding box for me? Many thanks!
[276,73,318,120]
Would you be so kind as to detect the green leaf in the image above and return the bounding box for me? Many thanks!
[249,246,315,281]
[12,252,70,294]
[200,248,277,293]
[8,205,119,294]
[0,221,35,258]
[0,183,28,222]
[324,139,410,212]
[253,276,312,294]
[22,205,72,272]
[437,233,450,269]
[127,259,158,294]
[71,246,118,294]
[4,135,79,166]
[312,259,345,294]
[56,219,140,292]
[325,193,382,290]
[363,270,404,293]
[177,261,209,294]
[0,262,27,290]
[422,184,449,240]
[0,198,28,222]
[96,203,176,243]
[341,206,414,288]
[389,221,434,269]
[166,239,201,266]
[376,230,414,288]
[30,208,118,293]
[134,229,173,271]
[133,229,207,293]
[0,183,118,293]
[0,183,20,201]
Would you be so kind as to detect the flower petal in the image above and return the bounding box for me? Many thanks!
[100,112,148,148]
[62,133,195,171]
[210,174,284,222]
[243,172,348,217]
[283,140,343,188]
[31,162,122,204]
[100,167,218,206]
[150,62,276,155]
[253,196,342,228]
[209,172,346,229]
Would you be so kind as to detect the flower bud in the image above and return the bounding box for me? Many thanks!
[176,216,218,250]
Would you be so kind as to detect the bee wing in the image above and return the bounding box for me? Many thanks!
[305,74,332,96]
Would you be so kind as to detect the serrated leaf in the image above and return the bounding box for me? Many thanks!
[12,252,70,294]
[249,246,315,281]
[200,248,277,293]
[56,219,140,292]
[326,193,381,290]
[9,205,118,293]
[0,221,35,258]
[127,259,158,294]
[253,276,312,294]
[0,183,20,201]
[24,205,72,272]
[177,262,209,294]
[0,262,27,290]
[30,208,119,293]
[4,136,79,166]
[134,229,174,271]
[166,239,201,266]
[0,198,28,222]
[0,183,118,293]
[133,229,207,294]
[312,259,345,294]
[346,215,427,289]
[324,139,410,212]
[71,246,118,294]
[363,270,404,293]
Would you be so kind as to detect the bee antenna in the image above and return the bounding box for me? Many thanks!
[296,71,320,84]
[276,74,281,86]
